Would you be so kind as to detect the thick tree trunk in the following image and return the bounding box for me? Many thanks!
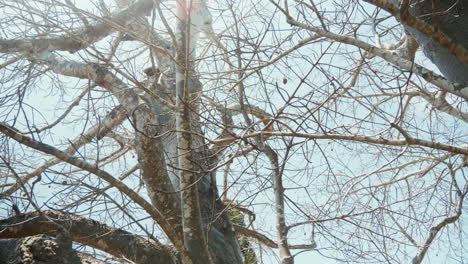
[391,0,468,86]
[0,1,243,263]
[409,0,468,85]
[0,210,175,264]
[0,235,105,264]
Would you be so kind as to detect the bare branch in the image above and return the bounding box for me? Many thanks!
[233,224,316,250]
[411,185,467,264]
[213,131,468,155]
[0,0,155,53]
[0,122,184,253]
[362,0,468,64]
[0,210,175,264]
[286,18,468,100]
[0,105,127,199]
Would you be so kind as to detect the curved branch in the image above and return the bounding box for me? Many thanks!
[363,0,468,64]
[411,184,467,264]
[233,224,316,250]
[212,130,468,156]
[0,105,127,199]
[286,19,468,100]
[0,235,107,264]
[418,90,468,123]
[0,210,175,264]
[0,122,184,253]
[30,43,183,245]
[23,85,94,134]
[0,0,154,54]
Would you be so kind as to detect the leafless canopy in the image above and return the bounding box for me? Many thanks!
[0,0,467,264]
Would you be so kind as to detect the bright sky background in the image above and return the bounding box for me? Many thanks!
[1,1,467,264]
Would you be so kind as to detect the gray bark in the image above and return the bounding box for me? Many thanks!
[0,210,175,264]
[0,235,105,264]
[0,0,243,263]
[0,0,154,53]
[391,0,468,86]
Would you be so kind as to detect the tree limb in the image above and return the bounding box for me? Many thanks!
[286,18,468,100]
[0,210,175,264]
[362,0,468,64]
[212,131,468,155]
[0,122,184,253]
[0,105,127,199]
[0,0,154,54]
[233,224,316,250]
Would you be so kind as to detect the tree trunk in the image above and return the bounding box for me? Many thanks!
[0,235,105,264]
[392,0,468,85]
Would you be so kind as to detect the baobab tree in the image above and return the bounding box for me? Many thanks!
[0,0,467,264]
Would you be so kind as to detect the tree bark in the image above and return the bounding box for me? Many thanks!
[0,210,175,264]
[387,0,468,86]
[0,235,107,264]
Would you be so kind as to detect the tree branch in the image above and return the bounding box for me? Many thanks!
[411,184,467,264]
[0,105,127,199]
[0,122,184,253]
[0,0,154,54]
[233,224,316,250]
[362,0,468,64]
[174,1,213,263]
[29,50,183,237]
[286,18,468,100]
[0,210,175,264]
[212,131,468,156]
[0,235,107,264]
